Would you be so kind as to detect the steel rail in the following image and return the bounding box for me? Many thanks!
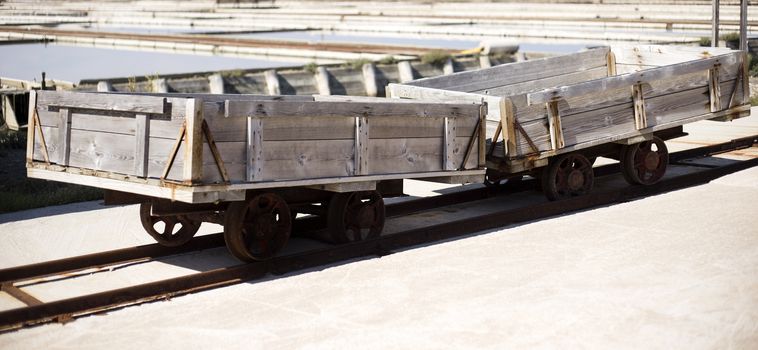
[0,136,754,331]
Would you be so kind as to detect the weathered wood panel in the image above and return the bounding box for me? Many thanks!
[260,140,355,181]
[474,66,608,97]
[406,47,609,93]
[369,116,478,139]
[612,45,735,67]
[264,117,354,141]
[225,100,481,119]
[369,138,443,174]
[68,129,136,175]
[528,53,740,105]
[37,91,167,114]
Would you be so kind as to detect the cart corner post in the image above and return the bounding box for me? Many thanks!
[183,97,204,184]
[25,90,38,164]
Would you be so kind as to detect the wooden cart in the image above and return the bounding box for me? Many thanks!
[26,91,486,260]
[388,45,751,199]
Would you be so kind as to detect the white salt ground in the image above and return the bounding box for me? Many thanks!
[0,110,756,349]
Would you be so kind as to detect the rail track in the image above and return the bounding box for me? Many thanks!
[0,135,755,332]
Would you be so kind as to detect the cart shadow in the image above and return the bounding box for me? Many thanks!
[0,200,117,224]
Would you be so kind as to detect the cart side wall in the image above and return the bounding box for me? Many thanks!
[29,92,484,185]
[391,45,750,161]
[405,47,611,96]
[510,50,749,157]
[612,45,738,74]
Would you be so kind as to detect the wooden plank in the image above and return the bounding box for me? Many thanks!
[308,181,376,193]
[477,67,608,99]
[69,112,138,136]
[369,116,477,139]
[632,83,648,130]
[56,108,72,166]
[246,117,263,181]
[406,47,609,93]
[31,125,60,164]
[443,117,457,170]
[261,139,354,181]
[611,45,736,67]
[546,100,565,150]
[527,52,740,105]
[147,138,245,183]
[263,116,354,141]
[355,116,369,175]
[28,165,483,204]
[369,138,443,174]
[68,129,135,175]
[183,98,203,183]
[708,66,722,112]
[26,91,37,163]
[36,91,167,114]
[134,114,149,177]
[501,98,517,157]
[225,100,482,119]
[607,51,617,76]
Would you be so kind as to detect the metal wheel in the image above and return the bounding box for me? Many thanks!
[328,190,385,243]
[139,202,200,247]
[622,137,668,185]
[542,153,594,201]
[224,193,291,262]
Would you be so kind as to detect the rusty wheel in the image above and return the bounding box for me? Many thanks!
[542,153,594,201]
[622,137,668,185]
[328,191,385,243]
[139,202,200,247]
[224,193,291,262]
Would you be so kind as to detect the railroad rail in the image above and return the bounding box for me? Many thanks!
[0,135,756,332]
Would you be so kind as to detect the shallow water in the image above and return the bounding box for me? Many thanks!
[0,43,299,82]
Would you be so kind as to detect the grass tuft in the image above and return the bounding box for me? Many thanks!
[421,50,452,68]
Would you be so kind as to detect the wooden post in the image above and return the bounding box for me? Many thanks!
[354,116,369,175]
[606,51,617,76]
[479,55,492,69]
[501,98,517,157]
[443,117,457,170]
[739,0,747,51]
[632,84,648,130]
[398,61,414,83]
[183,98,203,183]
[134,114,150,177]
[546,100,565,150]
[97,81,113,92]
[708,66,722,112]
[25,90,37,163]
[57,108,72,165]
[443,58,455,75]
[712,0,719,47]
[152,78,168,93]
[361,63,378,97]
[264,69,280,95]
[315,66,331,95]
[246,117,263,181]
[208,74,224,94]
